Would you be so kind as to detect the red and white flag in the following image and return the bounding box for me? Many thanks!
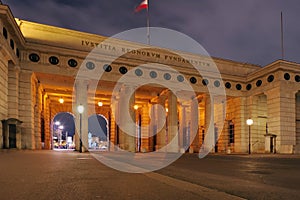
[135,0,148,12]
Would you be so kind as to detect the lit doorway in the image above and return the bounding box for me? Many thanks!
[52,112,75,150]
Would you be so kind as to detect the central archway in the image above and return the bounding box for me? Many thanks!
[88,114,109,150]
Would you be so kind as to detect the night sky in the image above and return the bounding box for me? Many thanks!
[53,113,107,140]
[2,0,300,66]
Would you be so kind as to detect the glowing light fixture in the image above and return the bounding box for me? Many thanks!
[77,104,84,153]
[246,118,253,126]
[246,118,253,154]
[98,102,103,107]
[54,121,60,126]
[166,108,169,113]
[134,105,139,110]
[77,105,84,114]
[58,97,64,104]
[58,125,64,130]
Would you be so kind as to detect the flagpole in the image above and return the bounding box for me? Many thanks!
[281,11,284,60]
[147,0,150,45]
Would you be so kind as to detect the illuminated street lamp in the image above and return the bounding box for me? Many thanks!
[58,125,64,146]
[52,121,61,149]
[246,118,254,154]
[77,104,84,153]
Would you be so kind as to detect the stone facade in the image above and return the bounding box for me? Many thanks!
[1,4,300,154]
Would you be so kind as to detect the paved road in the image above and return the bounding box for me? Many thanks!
[158,154,300,200]
[0,150,299,200]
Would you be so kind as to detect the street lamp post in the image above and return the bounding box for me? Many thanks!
[58,125,64,147]
[246,118,253,154]
[77,104,84,153]
[52,121,61,149]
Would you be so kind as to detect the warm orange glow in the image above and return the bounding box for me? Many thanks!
[98,102,103,107]
[134,105,139,110]
[166,108,169,113]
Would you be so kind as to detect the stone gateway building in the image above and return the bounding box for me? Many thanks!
[1,3,300,154]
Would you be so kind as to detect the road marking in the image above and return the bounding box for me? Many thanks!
[144,172,246,200]
[77,157,92,160]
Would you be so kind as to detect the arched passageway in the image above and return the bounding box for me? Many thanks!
[88,114,109,150]
[52,112,75,150]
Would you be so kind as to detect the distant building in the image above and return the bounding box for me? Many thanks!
[1,3,300,154]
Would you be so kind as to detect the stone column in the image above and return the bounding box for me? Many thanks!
[7,65,22,149]
[266,87,296,153]
[199,102,205,146]
[148,103,156,151]
[117,96,125,150]
[136,108,140,152]
[114,99,120,148]
[204,95,215,152]
[213,97,226,152]
[179,105,187,152]
[43,95,51,150]
[75,79,89,152]
[190,98,199,153]
[109,97,118,148]
[141,104,150,152]
[167,91,179,153]
[109,108,116,151]
[156,95,167,150]
[118,86,136,152]
[0,53,8,149]
[34,82,43,150]
[19,70,35,149]
[231,96,247,153]
[8,65,20,119]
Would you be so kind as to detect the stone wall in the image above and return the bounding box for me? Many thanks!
[251,94,267,153]
[7,63,19,119]
[0,51,8,148]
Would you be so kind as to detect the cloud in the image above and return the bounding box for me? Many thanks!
[3,0,300,66]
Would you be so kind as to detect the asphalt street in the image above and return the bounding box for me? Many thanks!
[0,150,299,200]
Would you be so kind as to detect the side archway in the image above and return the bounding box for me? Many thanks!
[88,114,109,150]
